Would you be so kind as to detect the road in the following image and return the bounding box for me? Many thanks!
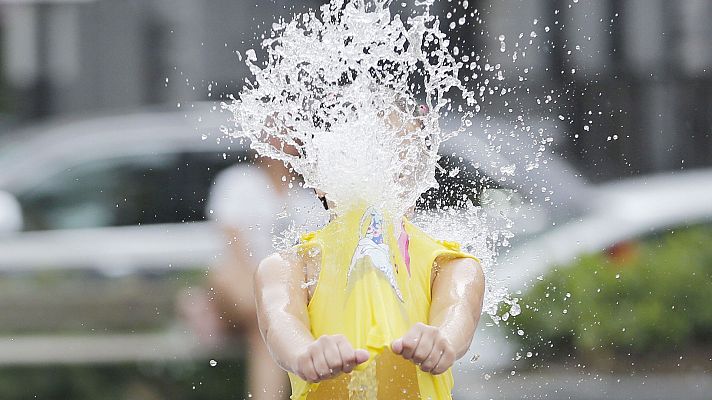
[454,369,712,400]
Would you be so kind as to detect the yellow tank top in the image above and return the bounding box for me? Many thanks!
[290,204,478,400]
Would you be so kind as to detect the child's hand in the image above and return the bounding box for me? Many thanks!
[391,322,455,375]
[293,335,370,383]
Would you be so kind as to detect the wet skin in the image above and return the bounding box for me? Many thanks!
[254,248,485,383]
[254,106,485,384]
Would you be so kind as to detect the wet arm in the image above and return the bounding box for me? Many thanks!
[429,257,485,359]
[254,253,314,373]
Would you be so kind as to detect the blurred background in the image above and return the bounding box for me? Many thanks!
[0,0,710,399]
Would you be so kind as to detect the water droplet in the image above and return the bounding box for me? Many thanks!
[220,0,514,329]
[500,164,516,176]
[246,49,257,62]
[509,303,521,316]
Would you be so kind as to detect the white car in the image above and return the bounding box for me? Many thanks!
[0,105,242,272]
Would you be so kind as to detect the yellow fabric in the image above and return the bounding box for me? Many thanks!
[289,204,478,400]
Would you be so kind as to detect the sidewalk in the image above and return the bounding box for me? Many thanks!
[453,325,712,399]
[453,369,712,400]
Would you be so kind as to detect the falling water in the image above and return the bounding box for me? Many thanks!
[222,0,518,396]
[222,0,477,218]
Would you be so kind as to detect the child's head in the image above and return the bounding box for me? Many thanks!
[315,97,430,211]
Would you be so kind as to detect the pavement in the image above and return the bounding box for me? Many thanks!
[452,325,712,399]
[453,369,712,400]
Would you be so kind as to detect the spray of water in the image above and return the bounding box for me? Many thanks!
[222,0,516,340]
[222,0,478,218]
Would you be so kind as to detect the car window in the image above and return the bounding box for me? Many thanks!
[17,151,244,231]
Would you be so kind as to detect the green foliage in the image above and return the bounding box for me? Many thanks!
[0,359,248,400]
[508,225,712,360]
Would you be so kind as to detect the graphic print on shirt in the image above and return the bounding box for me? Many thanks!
[347,207,404,302]
[397,221,411,276]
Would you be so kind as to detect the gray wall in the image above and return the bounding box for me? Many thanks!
[437,0,712,180]
[1,0,711,180]
[0,0,319,120]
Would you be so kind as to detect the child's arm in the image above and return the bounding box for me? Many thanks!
[254,253,369,383]
[391,257,485,374]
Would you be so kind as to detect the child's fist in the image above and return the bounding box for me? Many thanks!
[391,322,455,375]
[294,334,369,383]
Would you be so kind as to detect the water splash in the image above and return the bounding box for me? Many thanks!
[412,206,514,319]
[222,0,477,218]
[223,0,521,314]
[221,0,519,387]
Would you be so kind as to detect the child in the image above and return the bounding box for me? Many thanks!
[253,105,486,399]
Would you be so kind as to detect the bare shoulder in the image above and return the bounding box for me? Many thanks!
[254,250,311,330]
[432,256,484,285]
[254,246,321,300]
[450,257,481,269]
[257,252,291,271]
[255,250,304,285]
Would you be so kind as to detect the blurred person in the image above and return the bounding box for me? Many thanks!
[254,106,487,399]
[181,151,328,400]
[0,191,22,235]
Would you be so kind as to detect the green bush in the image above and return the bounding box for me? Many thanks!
[0,359,248,400]
[508,225,712,361]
